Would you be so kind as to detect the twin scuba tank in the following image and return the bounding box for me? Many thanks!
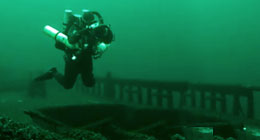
[43,9,89,50]
[63,9,105,33]
[63,9,86,33]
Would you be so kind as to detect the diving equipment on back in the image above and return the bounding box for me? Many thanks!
[43,9,114,59]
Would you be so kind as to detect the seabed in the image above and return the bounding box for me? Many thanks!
[1,89,260,140]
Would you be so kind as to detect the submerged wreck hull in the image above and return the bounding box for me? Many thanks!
[24,103,244,140]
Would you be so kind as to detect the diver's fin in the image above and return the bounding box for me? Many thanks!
[34,68,57,81]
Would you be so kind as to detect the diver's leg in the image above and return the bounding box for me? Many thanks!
[81,71,95,87]
[34,68,57,81]
[81,56,95,87]
[54,61,79,89]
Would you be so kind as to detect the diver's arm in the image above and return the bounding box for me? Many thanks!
[97,42,110,52]
[68,31,81,44]
[55,41,66,51]
[54,29,71,51]
[68,25,90,44]
[55,30,68,51]
[92,26,114,59]
[93,42,111,59]
[66,23,81,44]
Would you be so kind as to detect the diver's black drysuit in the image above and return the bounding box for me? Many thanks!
[54,23,96,89]
[35,11,113,89]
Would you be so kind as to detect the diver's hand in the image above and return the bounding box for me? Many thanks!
[93,53,102,59]
[64,44,81,52]
[55,41,66,51]
[78,28,90,35]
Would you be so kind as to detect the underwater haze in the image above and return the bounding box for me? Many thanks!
[1,0,260,85]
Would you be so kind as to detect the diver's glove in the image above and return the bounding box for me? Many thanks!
[55,41,66,51]
[78,27,93,36]
[78,28,88,35]
[92,43,110,59]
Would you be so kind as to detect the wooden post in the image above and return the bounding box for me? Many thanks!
[179,90,186,108]
[200,91,206,109]
[119,84,124,100]
[221,93,226,113]
[210,92,217,111]
[247,91,254,119]
[233,95,240,116]
[157,89,163,107]
[92,84,96,95]
[128,86,134,103]
[96,82,101,96]
[167,90,173,108]
[147,88,153,106]
[81,82,85,93]
[137,87,143,105]
[191,90,196,108]
[103,72,115,99]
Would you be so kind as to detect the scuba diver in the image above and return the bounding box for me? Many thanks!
[34,9,114,89]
